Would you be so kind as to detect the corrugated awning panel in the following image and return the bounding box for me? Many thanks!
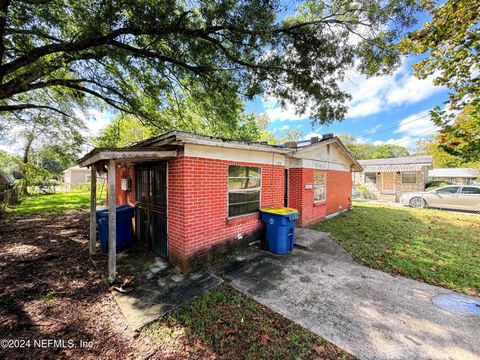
[363,164,428,172]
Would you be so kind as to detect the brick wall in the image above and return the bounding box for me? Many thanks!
[288,168,351,227]
[326,170,352,215]
[288,168,326,226]
[168,156,284,272]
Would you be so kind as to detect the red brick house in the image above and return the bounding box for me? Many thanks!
[78,131,361,279]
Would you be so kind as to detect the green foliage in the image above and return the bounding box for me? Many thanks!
[279,129,304,144]
[400,0,479,109]
[0,0,423,127]
[94,116,155,148]
[339,135,410,159]
[0,150,20,174]
[17,162,51,194]
[317,203,480,295]
[433,105,480,163]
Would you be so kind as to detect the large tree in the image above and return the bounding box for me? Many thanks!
[339,134,410,160]
[0,0,422,128]
[400,0,479,110]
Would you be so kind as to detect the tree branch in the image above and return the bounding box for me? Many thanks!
[0,103,70,117]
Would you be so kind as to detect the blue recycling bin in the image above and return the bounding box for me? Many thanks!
[96,205,135,253]
[260,208,299,255]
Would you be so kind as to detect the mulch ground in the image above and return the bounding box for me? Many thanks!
[0,211,355,360]
[0,212,207,359]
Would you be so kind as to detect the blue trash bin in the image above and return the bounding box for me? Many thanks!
[260,208,299,255]
[96,205,135,253]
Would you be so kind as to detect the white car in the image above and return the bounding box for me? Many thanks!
[399,185,480,211]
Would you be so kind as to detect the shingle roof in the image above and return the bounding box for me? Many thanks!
[429,168,479,178]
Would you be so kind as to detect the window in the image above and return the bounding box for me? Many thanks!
[461,187,480,195]
[436,186,460,194]
[365,173,376,183]
[228,165,261,217]
[314,171,326,202]
[402,172,417,184]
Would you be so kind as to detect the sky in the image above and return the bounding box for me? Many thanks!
[245,55,447,150]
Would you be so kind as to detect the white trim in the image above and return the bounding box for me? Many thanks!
[184,143,286,166]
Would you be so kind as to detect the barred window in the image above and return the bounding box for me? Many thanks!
[402,172,417,184]
[314,171,326,202]
[365,173,376,183]
[228,165,261,217]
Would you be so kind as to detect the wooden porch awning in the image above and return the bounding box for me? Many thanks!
[78,149,177,167]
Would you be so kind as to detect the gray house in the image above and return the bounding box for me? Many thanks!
[428,168,479,185]
[353,156,433,202]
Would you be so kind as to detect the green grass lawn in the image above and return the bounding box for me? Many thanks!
[145,284,355,359]
[316,203,480,296]
[8,189,106,215]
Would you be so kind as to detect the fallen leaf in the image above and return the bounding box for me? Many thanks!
[224,327,238,336]
[313,344,325,354]
[259,333,270,346]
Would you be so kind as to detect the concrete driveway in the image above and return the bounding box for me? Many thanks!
[212,229,480,360]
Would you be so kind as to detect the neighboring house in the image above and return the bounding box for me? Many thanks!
[78,131,362,273]
[428,168,479,185]
[63,165,94,189]
[353,156,433,202]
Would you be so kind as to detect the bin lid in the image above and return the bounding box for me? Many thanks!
[260,207,298,215]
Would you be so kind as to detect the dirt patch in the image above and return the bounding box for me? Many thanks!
[0,212,207,359]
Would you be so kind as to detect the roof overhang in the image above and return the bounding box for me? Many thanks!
[363,164,430,172]
[291,137,363,171]
[78,149,177,167]
[135,130,289,154]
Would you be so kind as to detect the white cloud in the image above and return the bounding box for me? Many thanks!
[261,57,445,123]
[280,125,290,131]
[373,136,416,148]
[264,103,310,122]
[342,59,445,119]
[386,74,442,106]
[394,110,439,137]
[347,98,382,118]
[371,110,439,149]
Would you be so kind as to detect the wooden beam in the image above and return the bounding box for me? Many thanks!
[79,150,177,167]
[89,165,97,255]
[108,159,116,283]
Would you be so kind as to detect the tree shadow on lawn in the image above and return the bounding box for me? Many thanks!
[0,212,150,359]
[316,204,480,296]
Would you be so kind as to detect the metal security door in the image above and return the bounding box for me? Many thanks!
[136,163,168,258]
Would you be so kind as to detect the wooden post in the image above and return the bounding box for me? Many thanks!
[108,159,116,283]
[89,165,97,255]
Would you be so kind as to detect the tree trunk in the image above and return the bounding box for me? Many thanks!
[23,133,34,164]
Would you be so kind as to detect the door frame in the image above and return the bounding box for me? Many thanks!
[284,168,289,207]
[135,162,168,258]
[381,172,395,194]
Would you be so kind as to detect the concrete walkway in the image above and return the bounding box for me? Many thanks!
[212,228,480,360]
